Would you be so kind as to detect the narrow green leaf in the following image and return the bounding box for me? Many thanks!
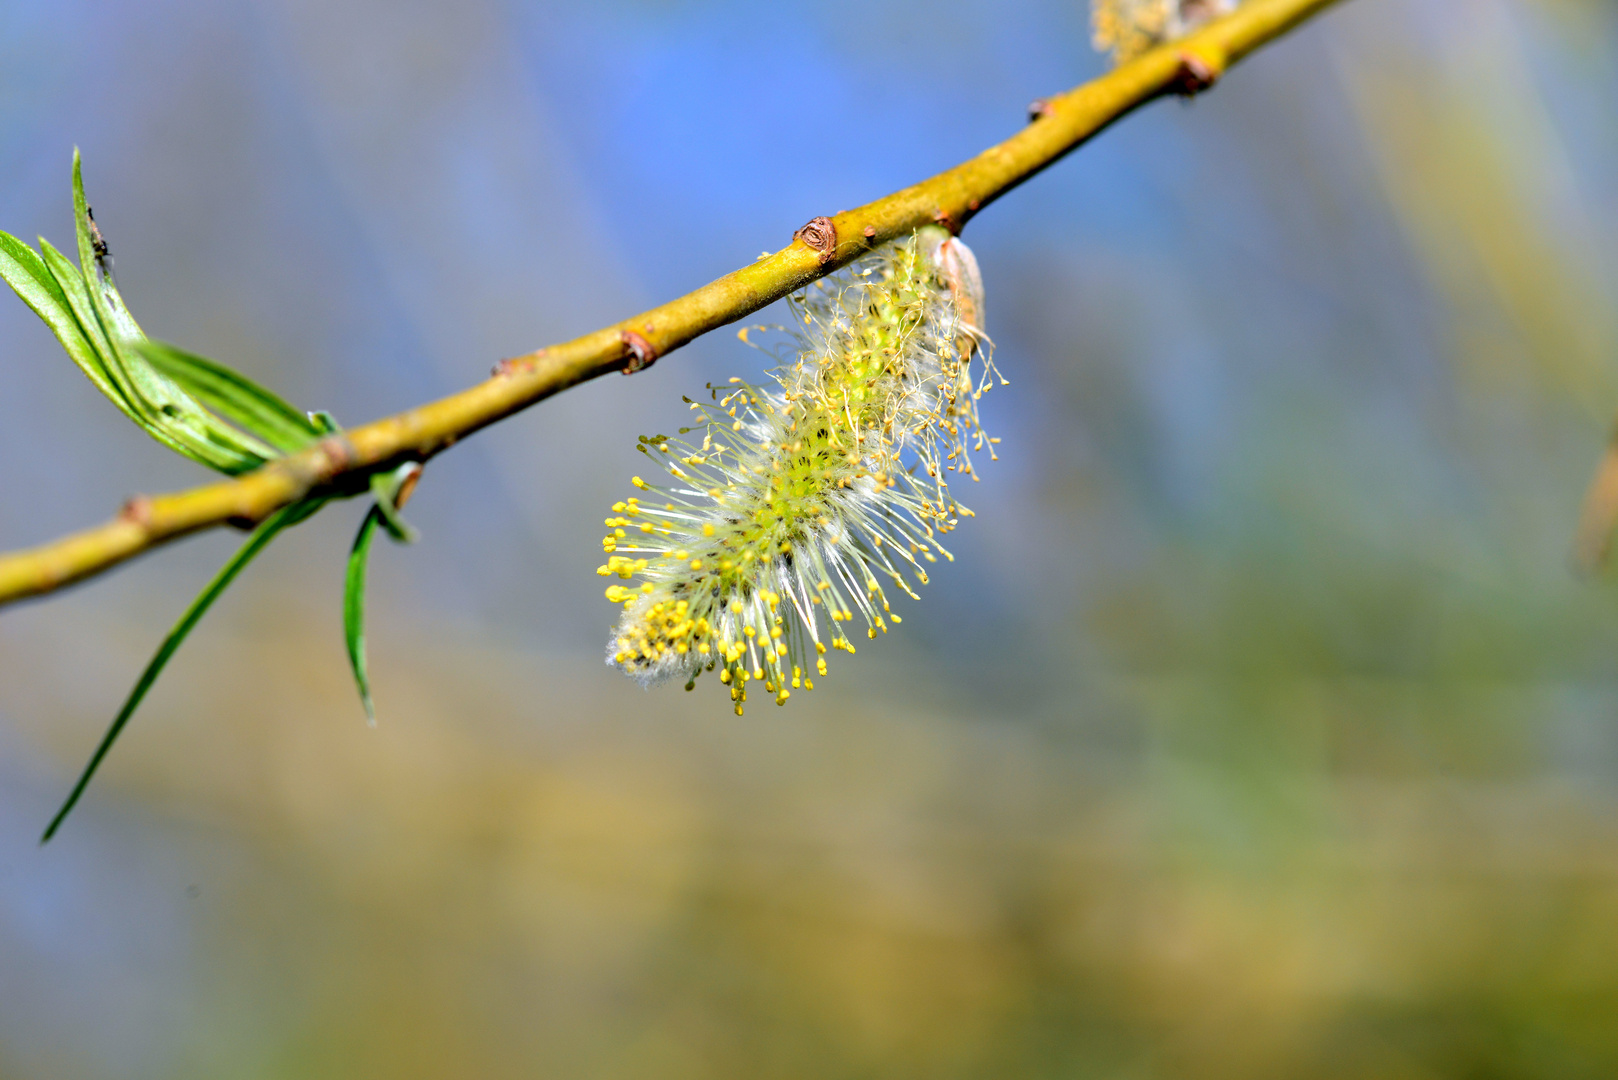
[0,229,74,330]
[0,233,117,414]
[343,463,422,722]
[67,152,151,370]
[38,238,192,451]
[344,505,385,725]
[137,340,321,454]
[370,462,422,544]
[6,154,313,476]
[0,230,167,447]
[0,232,132,422]
[54,243,274,470]
[63,154,274,474]
[40,497,328,843]
[20,235,137,419]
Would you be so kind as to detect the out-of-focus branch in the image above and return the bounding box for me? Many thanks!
[1574,429,1618,573]
[0,0,1344,609]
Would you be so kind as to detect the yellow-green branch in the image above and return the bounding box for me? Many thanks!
[0,0,1343,609]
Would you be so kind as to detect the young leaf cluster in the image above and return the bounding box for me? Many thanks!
[0,154,417,840]
[1092,0,1237,62]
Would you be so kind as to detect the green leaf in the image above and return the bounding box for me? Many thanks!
[0,229,74,336]
[22,237,138,417]
[65,153,152,410]
[342,463,421,724]
[40,496,328,843]
[0,229,126,417]
[137,339,322,455]
[0,229,158,442]
[2,153,340,476]
[370,462,422,544]
[344,505,385,725]
[38,238,194,451]
[72,176,264,468]
[58,153,274,474]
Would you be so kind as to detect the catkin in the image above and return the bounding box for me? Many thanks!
[597,227,1002,713]
[1092,0,1236,63]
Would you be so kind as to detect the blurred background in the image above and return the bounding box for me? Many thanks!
[3,0,1618,1075]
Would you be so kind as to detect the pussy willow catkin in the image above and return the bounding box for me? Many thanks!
[1092,0,1235,63]
[597,226,1002,714]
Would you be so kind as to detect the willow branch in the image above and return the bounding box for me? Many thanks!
[0,0,1343,609]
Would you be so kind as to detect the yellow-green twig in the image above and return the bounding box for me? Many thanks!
[0,0,1343,609]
